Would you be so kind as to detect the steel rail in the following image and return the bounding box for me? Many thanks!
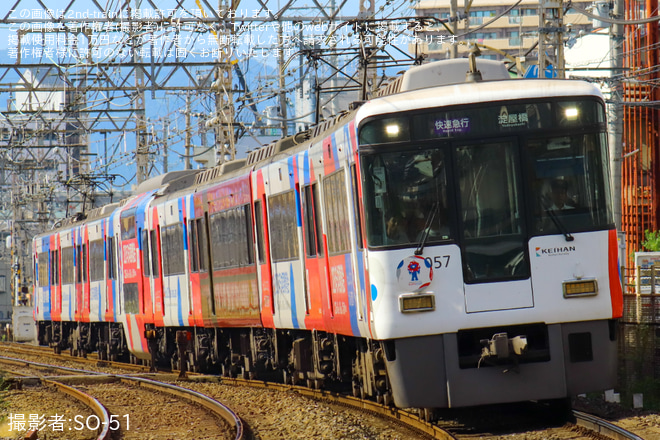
[0,354,244,440]
[218,376,457,440]
[41,379,112,440]
[573,410,645,440]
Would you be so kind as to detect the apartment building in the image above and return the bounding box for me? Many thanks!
[412,0,598,62]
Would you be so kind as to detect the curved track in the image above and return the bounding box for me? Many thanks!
[0,342,646,440]
[0,354,244,440]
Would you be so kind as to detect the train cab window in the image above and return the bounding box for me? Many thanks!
[528,133,612,235]
[361,148,450,248]
[456,140,529,283]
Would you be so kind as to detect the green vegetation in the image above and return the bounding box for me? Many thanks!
[642,230,660,252]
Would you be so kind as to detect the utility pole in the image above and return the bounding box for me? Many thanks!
[449,0,458,58]
[163,119,169,173]
[278,24,288,137]
[133,0,149,184]
[537,0,565,78]
[357,0,377,99]
[184,92,192,170]
[609,0,624,232]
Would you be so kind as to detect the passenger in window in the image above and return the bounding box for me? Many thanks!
[386,214,409,244]
[549,179,575,210]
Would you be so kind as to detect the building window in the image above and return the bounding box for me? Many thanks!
[469,10,496,25]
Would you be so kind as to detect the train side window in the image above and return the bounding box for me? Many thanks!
[313,183,324,256]
[141,229,151,277]
[38,252,48,287]
[150,229,160,278]
[161,223,185,275]
[243,205,255,265]
[323,169,350,255]
[268,190,300,262]
[196,217,208,273]
[208,205,254,269]
[302,185,319,257]
[89,239,104,282]
[54,249,59,286]
[107,237,115,280]
[75,245,82,284]
[351,164,364,250]
[188,220,199,273]
[61,247,74,285]
[254,200,266,264]
[82,243,88,283]
[120,209,136,240]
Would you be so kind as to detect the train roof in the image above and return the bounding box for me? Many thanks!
[357,76,603,125]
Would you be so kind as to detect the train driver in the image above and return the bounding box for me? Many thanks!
[549,179,575,211]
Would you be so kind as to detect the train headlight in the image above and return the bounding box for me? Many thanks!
[562,279,598,298]
[399,293,435,313]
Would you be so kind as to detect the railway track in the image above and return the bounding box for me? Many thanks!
[0,342,646,440]
[0,355,243,440]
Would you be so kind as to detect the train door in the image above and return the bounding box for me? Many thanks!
[34,237,53,321]
[160,199,190,327]
[150,220,165,327]
[59,232,74,322]
[88,222,105,322]
[105,215,119,322]
[300,150,327,330]
[140,227,154,324]
[454,139,533,312]
[49,235,61,321]
[81,226,91,322]
[317,128,365,336]
[74,228,84,322]
[188,195,214,326]
[266,158,308,330]
[254,169,275,328]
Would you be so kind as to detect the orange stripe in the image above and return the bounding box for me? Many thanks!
[608,229,623,318]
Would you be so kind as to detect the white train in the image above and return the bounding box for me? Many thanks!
[33,57,623,409]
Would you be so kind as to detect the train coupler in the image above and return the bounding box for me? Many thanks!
[478,333,528,371]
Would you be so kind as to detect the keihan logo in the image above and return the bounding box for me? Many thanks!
[536,246,576,257]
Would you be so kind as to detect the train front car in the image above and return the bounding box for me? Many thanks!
[357,60,622,409]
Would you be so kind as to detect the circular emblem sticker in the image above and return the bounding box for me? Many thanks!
[396,256,433,291]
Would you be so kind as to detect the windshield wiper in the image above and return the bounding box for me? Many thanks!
[415,202,440,255]
[545,208,574,242]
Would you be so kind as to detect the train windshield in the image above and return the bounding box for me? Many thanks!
[527,132,612,236]
[359,97,613,264]
[360,148,451,248]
